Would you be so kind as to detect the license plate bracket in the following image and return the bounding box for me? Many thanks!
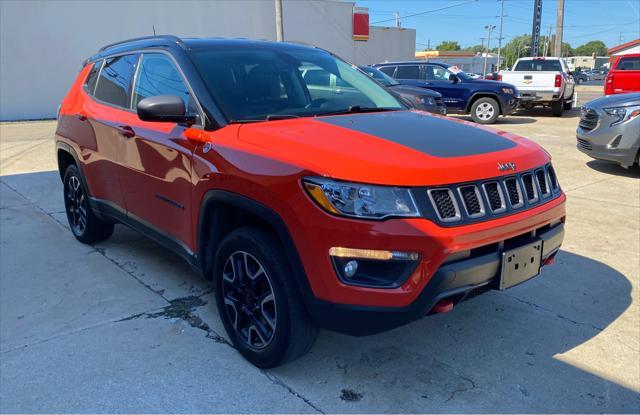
[500,240,543,290]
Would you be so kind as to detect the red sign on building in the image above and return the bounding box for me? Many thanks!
[353,7,369,41]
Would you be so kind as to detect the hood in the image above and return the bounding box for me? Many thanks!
[389,84,442,98]
[585,92,640,109]
[237,110,549,186]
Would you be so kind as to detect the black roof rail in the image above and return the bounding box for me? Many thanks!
[98,35,184,52]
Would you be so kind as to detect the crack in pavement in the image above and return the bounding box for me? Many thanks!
[445,375,477,402]
[262,371,325,414]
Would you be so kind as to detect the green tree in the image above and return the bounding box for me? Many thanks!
[463,44,485,54]
[436,41,461,51]
[575,40,608,56]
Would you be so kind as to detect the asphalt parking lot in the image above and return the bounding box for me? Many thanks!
[1,85,638,413]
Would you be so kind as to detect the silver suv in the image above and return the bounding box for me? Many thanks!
[577,93,640,168]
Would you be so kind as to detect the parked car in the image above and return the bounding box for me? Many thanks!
[605,53,640,95]
[358,65,446,115]
[484,72,500,80]
[586,70,605,81]
[56,36,566,367]
[500,57,575,116]
[577,92,640,168]
[467,72,482,79]
[572,69,588,84]
[373,61,519,124]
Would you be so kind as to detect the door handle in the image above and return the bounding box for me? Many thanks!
[117,125,135,138]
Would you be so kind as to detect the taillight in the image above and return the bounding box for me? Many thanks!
[554,74,562,87]
[497,73,502,81]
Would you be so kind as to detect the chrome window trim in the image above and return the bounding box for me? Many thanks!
[427,188,461,222]
[482,181,507,214]
[457,185,485,218]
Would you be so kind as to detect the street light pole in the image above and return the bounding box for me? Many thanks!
[275,0,284,42]
[483,25,496,75]
[497,0,504,70]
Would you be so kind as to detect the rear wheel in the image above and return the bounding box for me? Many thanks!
[552,99,564,117]
[470,97,500,124]
[214,227,317,368]
[63,165,114,243]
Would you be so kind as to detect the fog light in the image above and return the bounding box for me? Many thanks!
[343,260,358,278]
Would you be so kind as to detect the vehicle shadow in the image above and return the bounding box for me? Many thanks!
[274,250,637,413]
[514,107,580,119]
[449,115,537,125]
[586,160,640,179]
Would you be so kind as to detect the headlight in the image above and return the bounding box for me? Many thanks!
[421,96,435,106]
[501,87,514,94]
[303,177,420,219]
[604,105,640,126]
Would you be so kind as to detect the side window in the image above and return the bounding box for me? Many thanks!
[378,66,396,77]
[396,65,420,80]
[84,60,102,95]
[425,65,450,81]
[94,54,138,108]
[617,57,640,71]
[132,53,195,112]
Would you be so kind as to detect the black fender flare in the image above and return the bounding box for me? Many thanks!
[196,190,316,306]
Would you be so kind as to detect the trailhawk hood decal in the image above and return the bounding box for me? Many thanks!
[237,110,548,186]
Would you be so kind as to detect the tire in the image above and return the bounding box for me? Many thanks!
[63,164,114,243]
[577,78,584,84]
[213,227,318,368]
[470,97,500,124]
[552,99,564,117]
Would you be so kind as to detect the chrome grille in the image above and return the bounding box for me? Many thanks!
[521,173,538,203]
[579,107,598,131]
[424,164,561,225]
[577,137,592,151]
[504,177,523,208]
[482,182,506,213]
[458,185,484,217]
[427,189,460,221]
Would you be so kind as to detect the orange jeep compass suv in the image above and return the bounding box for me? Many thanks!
[56,36,566,367]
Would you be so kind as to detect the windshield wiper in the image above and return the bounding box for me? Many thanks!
[229,114,300,124]
[315,106,400,117]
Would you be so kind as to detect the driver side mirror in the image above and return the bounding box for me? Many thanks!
[448,73,459,83]
[137,95,197,125]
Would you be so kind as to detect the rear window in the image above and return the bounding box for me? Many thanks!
[617,57,640,71]
[94,54,138,108]
[514,59,562,72]
[84,60,102,95]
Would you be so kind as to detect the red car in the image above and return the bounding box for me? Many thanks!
[56,36,566,367]
[605,53,640,95]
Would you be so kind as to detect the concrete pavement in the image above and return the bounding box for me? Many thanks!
[1,87,638,412]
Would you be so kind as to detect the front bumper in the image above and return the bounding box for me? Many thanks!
[576,119,640,167]
[309,222,565,335]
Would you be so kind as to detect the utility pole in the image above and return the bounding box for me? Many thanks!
[553,0,564,57]
[395,11,401,28]
[619,32,624,45]
[483,25,495,75]
[497,0,504,70]
[274,0,284,42]
[427,39,431,50]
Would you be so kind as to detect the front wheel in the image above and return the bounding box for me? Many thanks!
[470,97,500,124]
[63,165,114,243]
[214,227,318,368]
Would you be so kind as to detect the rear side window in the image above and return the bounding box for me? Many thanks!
[378,66,396,77]
[94,54,138,108]
[514,59,562,72]
[396,65,421,79]
[84,60,102,95]
[617,57,640,71]
[131,53,195,112]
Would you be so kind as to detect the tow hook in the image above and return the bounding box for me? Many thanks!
[432,299,454,314]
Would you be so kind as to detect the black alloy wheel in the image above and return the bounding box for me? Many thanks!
[221,251,277,349]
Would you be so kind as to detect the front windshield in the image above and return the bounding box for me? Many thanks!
[359,66,400,86]
[190,47,404,121]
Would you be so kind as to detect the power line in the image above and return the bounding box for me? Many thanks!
[370,0,479,25]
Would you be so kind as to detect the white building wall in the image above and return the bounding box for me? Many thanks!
[0,0,415,121]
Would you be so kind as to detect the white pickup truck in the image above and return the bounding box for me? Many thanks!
[500,57,575,116]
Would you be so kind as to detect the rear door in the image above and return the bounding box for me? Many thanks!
[612,56,640,94]
[81,54,139,209]
[118,52,202,246]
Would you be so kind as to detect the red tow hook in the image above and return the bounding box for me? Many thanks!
[432,299,454,314]
[543,254,556,266]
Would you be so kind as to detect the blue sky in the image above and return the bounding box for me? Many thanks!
[356,0,640,50]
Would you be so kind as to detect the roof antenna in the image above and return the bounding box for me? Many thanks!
[152,25,156,36]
